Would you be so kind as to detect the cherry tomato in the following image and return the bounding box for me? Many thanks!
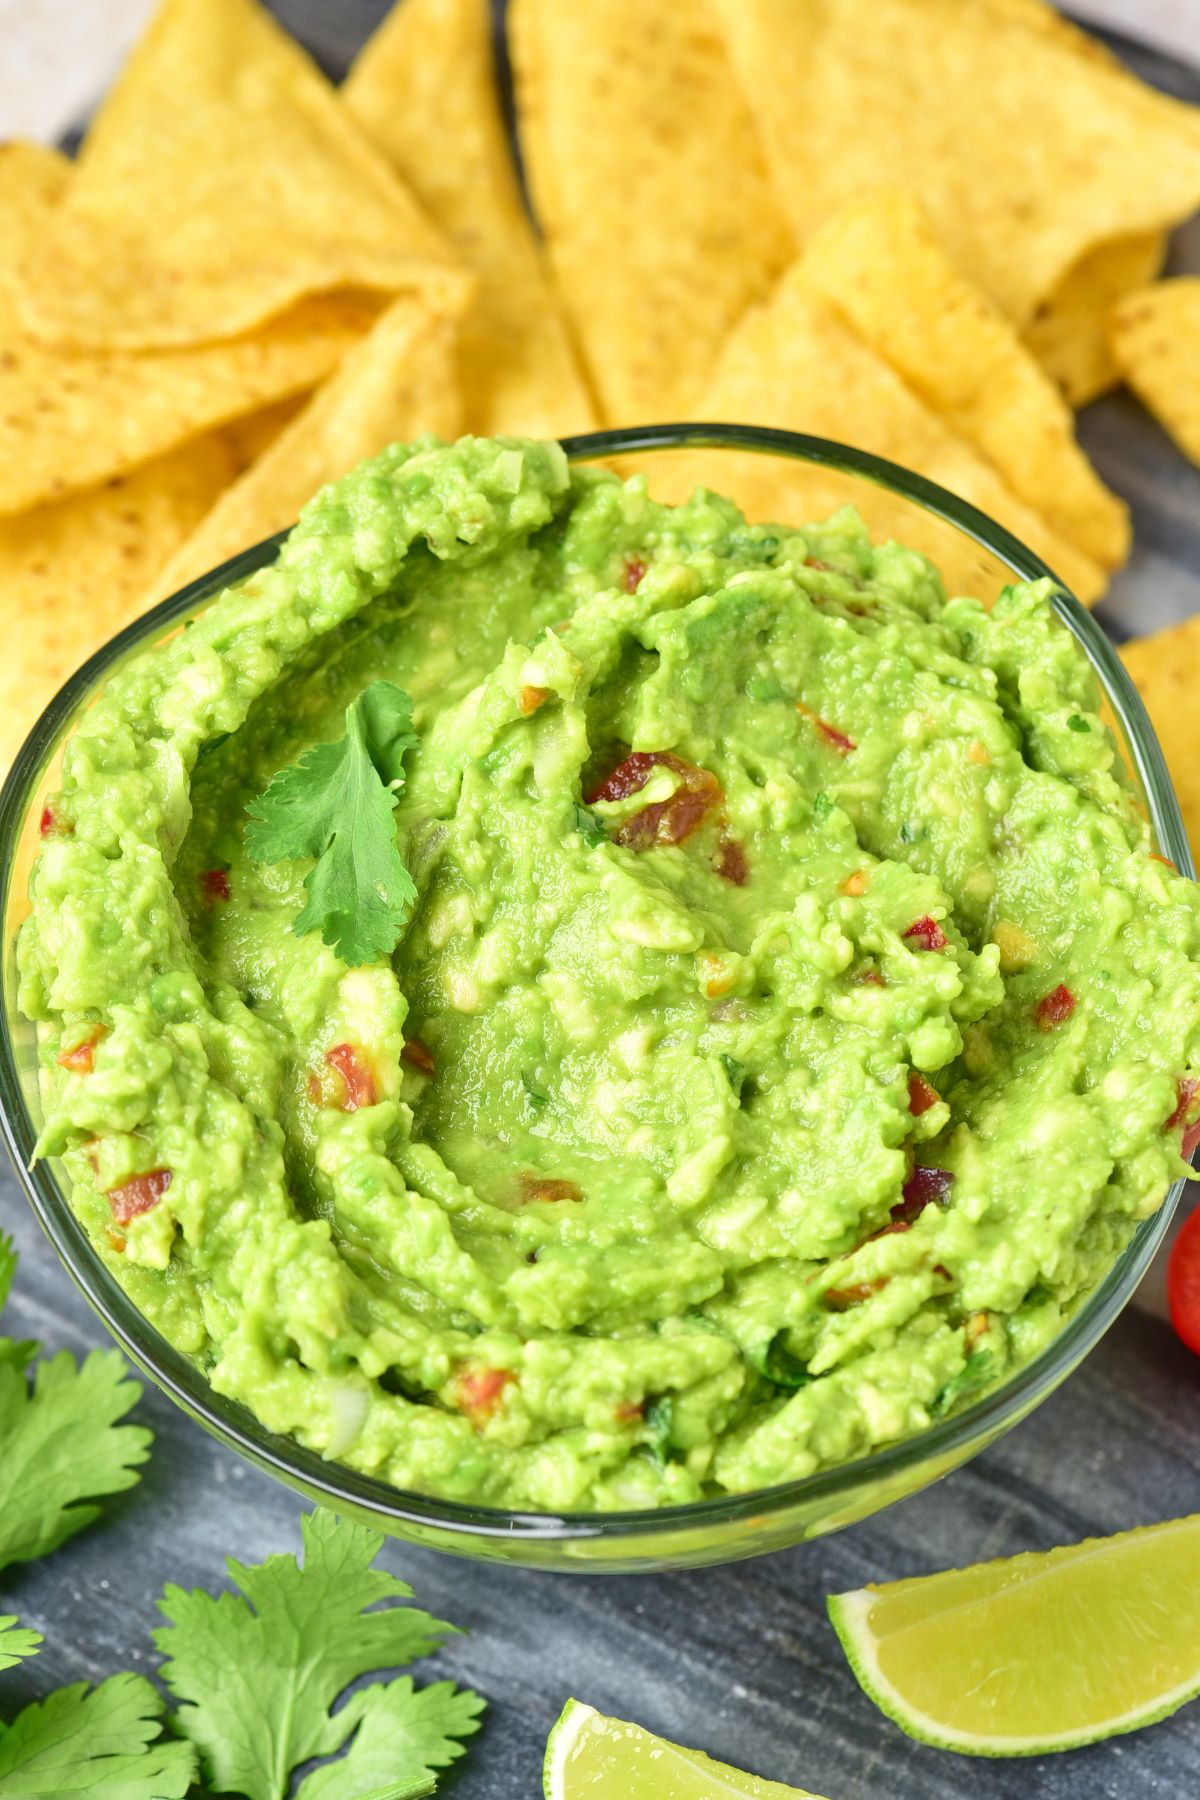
[1168,1205,1200,1357]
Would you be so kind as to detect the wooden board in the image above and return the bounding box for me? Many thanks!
[1,9,1198,1798]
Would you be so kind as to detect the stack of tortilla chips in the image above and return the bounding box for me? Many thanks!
[5,0,1200,845]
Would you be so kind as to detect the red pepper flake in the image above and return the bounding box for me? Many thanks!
[107,1167,171,1226]
[714,838,749,886]
[105,1227,127,1255]
[39,805,72,838]
[893,1164,954,1225]
[614,1397,645,1423]
[519,685,549,715]
[199,867,231,904]
[623,555,647,592]
[58,1025,107,1075]
[804,557,832,572]
[908,1072,940,1117]
[319,1042,377,1112]
[857,969,886,987]
[1150,853,1177,870]
[456,1366,515,1427]
[401,1039,436,1077]
[586,751,722,851]
[825,1277,888,1310]
[1034,983,1076,1031]
[519,1173,583,1205]
[796,701,855,755]
[903,915,948,952]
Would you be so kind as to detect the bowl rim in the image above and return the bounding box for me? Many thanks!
[0,420,1189,1547]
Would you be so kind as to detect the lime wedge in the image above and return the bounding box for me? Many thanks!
[828,1513,1200,1755]
[544,1699,827,1799]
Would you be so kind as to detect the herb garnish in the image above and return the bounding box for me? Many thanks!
[245,681,418,967]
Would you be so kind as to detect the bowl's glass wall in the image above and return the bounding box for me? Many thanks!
[0,426,1187,1572]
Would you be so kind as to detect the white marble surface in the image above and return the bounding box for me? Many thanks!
[0,0,1197,144]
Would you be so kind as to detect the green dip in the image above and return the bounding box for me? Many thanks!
[18,436,1200,1510]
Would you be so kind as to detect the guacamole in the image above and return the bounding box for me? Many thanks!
[18,437,1200,1511]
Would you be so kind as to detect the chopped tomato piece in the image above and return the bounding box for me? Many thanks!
[519,1173,582,1205]
[857,969,886,987]
[893,1164,954,1225]
[1166,1077,1199,1133]
[586,751,721,851]
[401,1039,436,1076]
[456,1366,515,1426]
[903,915,947,952]
[199,867,231,903]
[623,555,647,592]
[796,701,855,755]
[1034,983,1076,1031]
[908,1072,940,1117]
[1180,1072,1200,1159]
[825,1277,888,1310]
[519,685,549,715]
[107,1168,171,1226]
[714,838,749,886]
[321,1042,377,1112]
[39,805,71,838]
[1168,1206,1200,1356]
[58,1025,106,1074]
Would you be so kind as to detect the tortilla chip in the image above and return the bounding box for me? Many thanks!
[1123,617,1200,852]
[146,297,464,603]
[1023,233,1169,408]
[0,435,237,772]
[14,0,469,351]
[797,190,1129,570]
[711,0,1200,327]
[509,0,792,425]
[0,142,380,517]
[672,268,1105,604]
[345,0,595,438]
[1109,280,1200,468]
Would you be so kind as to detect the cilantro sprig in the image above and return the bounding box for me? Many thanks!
[0,1233,149,1577]
[155,1509,483,1800]
[245,680,419,967]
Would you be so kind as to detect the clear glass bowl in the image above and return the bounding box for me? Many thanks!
[0,425,1189,1573]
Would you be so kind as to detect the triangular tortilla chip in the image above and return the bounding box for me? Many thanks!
[1123,617,1200,853]
[0,142,380,517]
[146,296,464,603]
[1110,279,1200,469]
[15,0,470,350]
[671,268,1104,603]
[1023,233,1167,408]
[510,0,792,424]
[797,191,1129,569]
[345,0,595,438]
[711,0,1200,326]
[0,435,237,771]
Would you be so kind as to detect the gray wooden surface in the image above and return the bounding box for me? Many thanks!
[2,9,1200,1799]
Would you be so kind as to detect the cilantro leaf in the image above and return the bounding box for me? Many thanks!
[0,1348,150,1577]
[245,681,419,967]
[0,1617,42,1674]
[155,1509,475,1800]
[0,1671,195,1797]
[296,1678,483,1800]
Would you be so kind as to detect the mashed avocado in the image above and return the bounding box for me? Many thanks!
[18,436,1200,1510]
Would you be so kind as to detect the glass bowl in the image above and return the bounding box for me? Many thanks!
[0,424,1189,1573]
